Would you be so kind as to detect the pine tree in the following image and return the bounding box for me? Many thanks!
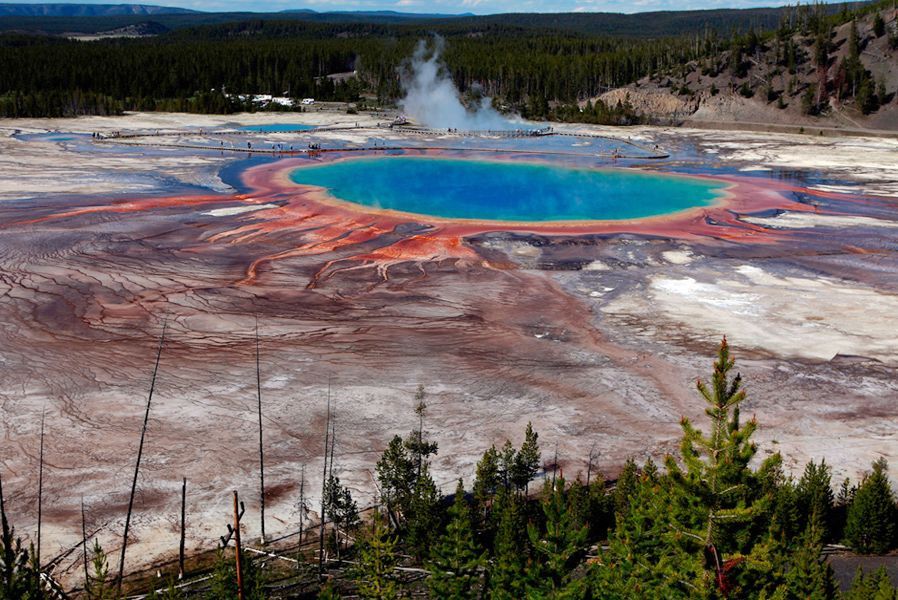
[353,511,399,600]
[844,458,896,554]
[642,457,660,482]
[24,552,43,600]
[488,489,527,600]
[323,473,360,559]
[664,337,779,597]
[473,445,500,522]
[146,577,185,600]
[405,386,438,481]
[318,579,342,599]
[526,476,589,597]
[592,463,686,598]
[815,31,830,69]
[872,568,898,600]
[585,476,612,542]
[206,549,237,600]
[844,566,898,600]
[406,463,442,560]
[87,540,113,600]
[206,546,265,600]
[844,566,872,600]
[832,477,856,541]
[874,14,886,37]
[848,20,860,65]
[566,478,590,533]
[768,468,801,545]
[497,441,517,492]
[612,458,639,521]
[511,422,541,492]
[0,473,42,600]
[427,480,485,599]
[375,435,415,527]
[858,76,879,114]
[795,459,834,541]
[782,515,837,600]
[596,338,780,597]
[164,578,186,600]
[375,392,440,547]
[877,78,887,106]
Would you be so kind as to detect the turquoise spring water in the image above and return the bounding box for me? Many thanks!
[239,123,315,132]
[289,156,725,221]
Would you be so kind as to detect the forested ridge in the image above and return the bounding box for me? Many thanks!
[0,3,199,17]
[3,339,898,599]
[0,2,888,118]
[0,3,859,36]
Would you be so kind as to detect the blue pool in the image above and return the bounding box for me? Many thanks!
[16,132,87,142]
[239,123,315,133]
[289,156,726,221]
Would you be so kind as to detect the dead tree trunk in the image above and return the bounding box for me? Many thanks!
[179,477,187,580]
[328,413,337,559]
[234,491,245,600]
[318,380,332,575]
[298,466,306,561]
[116,322,167,595]
[256,318,266,546]
[586,443,599,487]
[552,443,559,486]
[81,498,89,599]
[36,409,45,569]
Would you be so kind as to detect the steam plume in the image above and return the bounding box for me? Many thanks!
[399,36,517,131]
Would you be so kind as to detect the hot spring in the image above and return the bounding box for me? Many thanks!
[239,123,315,132]
[289,156,727,222]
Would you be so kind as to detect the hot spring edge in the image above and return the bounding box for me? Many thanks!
[288,156,727,222]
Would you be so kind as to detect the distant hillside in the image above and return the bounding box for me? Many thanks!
[446,5,864,38]
[65,20,170,39]
[0,3,197,17]
[594,3,898,130]
[0,3,864,36]
[280,9,476,19]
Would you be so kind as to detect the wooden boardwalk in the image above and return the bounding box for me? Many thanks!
[94,124,670,160]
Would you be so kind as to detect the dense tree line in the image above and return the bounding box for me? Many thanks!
[1,1,894,119]
[4,338,898,598]
[0,22,721,118]
[0,4,849,37]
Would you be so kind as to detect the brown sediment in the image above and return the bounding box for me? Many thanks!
[7,194,234,228]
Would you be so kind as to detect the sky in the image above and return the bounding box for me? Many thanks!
[13,0,837,15]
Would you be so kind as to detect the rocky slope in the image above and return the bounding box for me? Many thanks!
[596,5,898,132]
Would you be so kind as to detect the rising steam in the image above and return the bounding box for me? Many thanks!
[398,37,517,131]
